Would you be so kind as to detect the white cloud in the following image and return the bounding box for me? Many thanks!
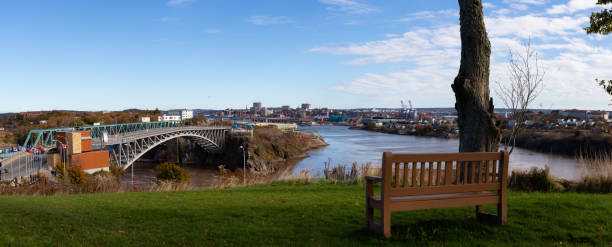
[310,1,612,109]
[248,16,294,25]
[309,25,460,65]
[167,0,194,6]
[510,4,528,10]
[153,17,177,22]
[547,0,598,14]
[344,21,362,25]
[485,15,588,39]
[483,2,497,8]
[395,9,458,22]
[319,0,378,14]
[503,0,546,5]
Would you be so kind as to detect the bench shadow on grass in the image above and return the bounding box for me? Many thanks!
[349,214,501,244]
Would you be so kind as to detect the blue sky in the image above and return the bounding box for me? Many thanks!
[0,0,611,112]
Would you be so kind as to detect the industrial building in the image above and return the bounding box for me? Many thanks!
[48,130,110,174]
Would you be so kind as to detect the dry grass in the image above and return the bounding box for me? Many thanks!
[212,161,383,189]
[574,151,612,193]
[323,161,380,182]
[508,167,564,192]
[0,171,194,196]
[576,150,612,177]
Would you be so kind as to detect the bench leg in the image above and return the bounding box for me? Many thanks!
[382,210,391,238]
[365,204,373,228]
[365,181,374,228]
[498,202,507,225]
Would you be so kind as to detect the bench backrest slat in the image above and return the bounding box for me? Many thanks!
[382,151,508,197]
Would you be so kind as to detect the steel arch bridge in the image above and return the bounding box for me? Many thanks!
[23,121,183,148]
[100,127,229,169]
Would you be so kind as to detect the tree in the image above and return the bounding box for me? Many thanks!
[452,0,501,153]
[495,40,545,154]
[585,1,612,103]
[596,79,612,104]
[585,0,612,35]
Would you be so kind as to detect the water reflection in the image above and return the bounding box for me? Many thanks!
[122,162,220,188]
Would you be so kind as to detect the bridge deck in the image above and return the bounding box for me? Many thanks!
[93,126,230,147]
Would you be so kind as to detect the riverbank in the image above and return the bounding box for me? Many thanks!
[349,125,457,138]
[348,125,612,161]
[509,130,612,159]
[227,128,328,180]
[0,182,609,246]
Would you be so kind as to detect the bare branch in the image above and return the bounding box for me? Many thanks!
[493,38,546,155]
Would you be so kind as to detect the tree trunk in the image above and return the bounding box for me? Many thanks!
[452,0,501,153]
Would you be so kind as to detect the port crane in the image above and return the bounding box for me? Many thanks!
[400,100,417,121]
[400,100,414,120]
[400,100,407,120]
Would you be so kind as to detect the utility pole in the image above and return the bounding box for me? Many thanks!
[240,145,246,186]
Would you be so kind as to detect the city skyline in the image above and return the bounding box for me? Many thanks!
[1,0,611,112]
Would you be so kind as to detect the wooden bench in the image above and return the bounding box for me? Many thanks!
[365,151,509,237]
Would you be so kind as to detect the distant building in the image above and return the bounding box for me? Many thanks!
[301,103,311,111]
[561,110,588,119]
[261,107,273,116]
[158,115,181,121]
[167,109,193,120]
[140,117,150,123]
[588,111,609,120]
[281,105,291,111]
[253,102,262,111]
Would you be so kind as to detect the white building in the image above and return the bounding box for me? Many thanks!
[158,115,181,121]
[261,107,273,116]
[167,109,194,120]
[140,117,150,123]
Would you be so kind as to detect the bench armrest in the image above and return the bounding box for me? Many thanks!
[365,175,382,182]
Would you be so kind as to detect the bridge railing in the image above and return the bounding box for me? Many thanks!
[23,121,183,148]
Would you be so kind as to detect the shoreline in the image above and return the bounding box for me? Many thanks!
[346,125,611,160]
[348,125,458,139]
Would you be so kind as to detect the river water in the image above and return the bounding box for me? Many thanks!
[291,126,589,180]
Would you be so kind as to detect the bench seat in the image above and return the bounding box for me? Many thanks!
[369,191,498,211]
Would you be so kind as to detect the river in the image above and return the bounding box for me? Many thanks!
[291,125,590,180]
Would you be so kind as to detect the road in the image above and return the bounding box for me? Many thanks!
[0,152,48,181]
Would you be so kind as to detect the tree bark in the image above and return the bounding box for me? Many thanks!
[452,0,501,152]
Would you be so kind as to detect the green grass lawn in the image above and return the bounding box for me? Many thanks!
[0,182,610,246]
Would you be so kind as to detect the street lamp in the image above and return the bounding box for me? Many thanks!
[239,145,246,186]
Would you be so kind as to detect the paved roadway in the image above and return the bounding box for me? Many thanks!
[0,152,48,181]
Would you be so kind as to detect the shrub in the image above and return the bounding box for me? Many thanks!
[55,163,87,185]
[155,162,190,183]
[573,174,612,193]
[109,164,127,179]
[508,167,564,192]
